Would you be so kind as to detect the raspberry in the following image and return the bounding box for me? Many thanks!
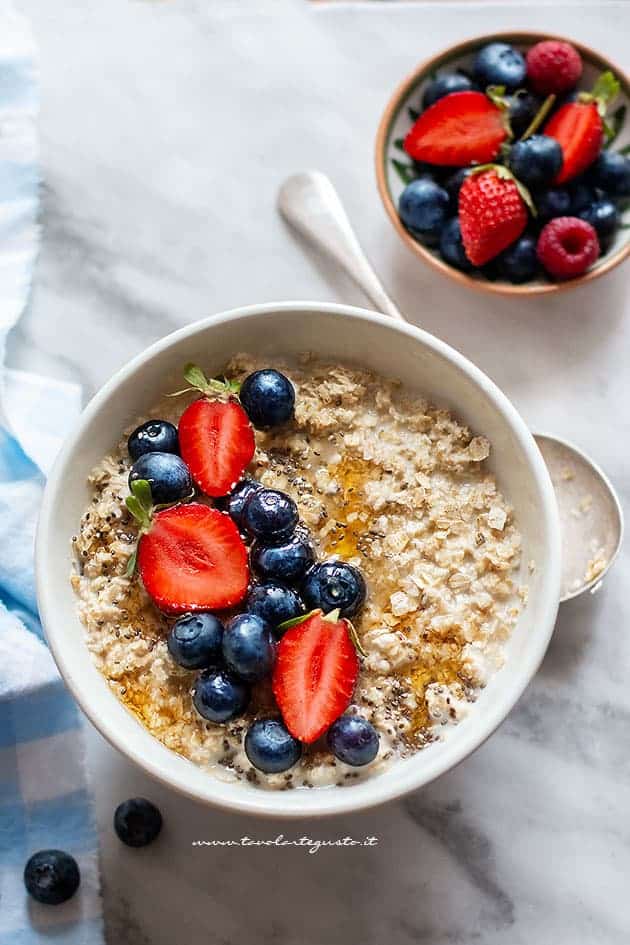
[526,41,583,95]
[536,217,599,280]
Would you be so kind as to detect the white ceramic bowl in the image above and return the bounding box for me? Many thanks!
[36,302,561,818]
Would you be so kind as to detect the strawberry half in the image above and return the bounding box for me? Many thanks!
[176,364,255,498]
[404,91,507,167]
[459,167,529,266]
[545,71,619,184]
[126,481,249,614]
[272,610,360,744]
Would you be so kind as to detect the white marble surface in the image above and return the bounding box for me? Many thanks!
[13,0,630,942]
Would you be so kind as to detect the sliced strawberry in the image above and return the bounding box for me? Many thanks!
[544,102,603,184]
[404,91,507,166]
[459,168,528,266]
[137,503,249,614]
[178,398,255,498]
[272,610,360,744]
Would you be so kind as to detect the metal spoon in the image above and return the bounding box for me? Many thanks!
[278,170,623,603]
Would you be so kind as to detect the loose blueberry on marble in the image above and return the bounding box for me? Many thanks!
[578,198,620,240]
[128,452,193,505]
[225,477,263,531]
[422,72,474,110]
[167,612,224,670]
[246,580,305,631]
[497,234,539,283]
[589,151,630,196]
[114,797,163,848]
[508,135,563,190]
[193,668,250,723]
[473,42,526,91]
[128,419,179,461]
[535,187,571,222]
[242,487,298,543]
[301,561,366,619]
[240,369,295,429]
[327,715,379,767]
[439,218,474,272]
[250,524,315,585]
[222,613,275,682]
[244,717,303,773]
[507,90,541,138]
[24,850,80,905]
[398,178,450,246]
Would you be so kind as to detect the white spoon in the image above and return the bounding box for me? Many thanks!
[278,170,623,603]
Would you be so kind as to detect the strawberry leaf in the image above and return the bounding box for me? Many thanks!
[345,619,367,658]
[125,546,138,578]
[183,362,211,393]
[131,477,153,514]
[520,93,556,141]
[277,609,321,632]
[604,104,626,147]
[391,158,417,185]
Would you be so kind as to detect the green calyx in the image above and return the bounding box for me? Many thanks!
[485,85,514,141]
[578,70,620,117]
[277,607,367,658]
[125,479,154,576]
[520,93,556,141]
[468,163,536,217]
[168,363,241,399]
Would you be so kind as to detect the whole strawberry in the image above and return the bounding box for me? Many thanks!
[458,167,529,267]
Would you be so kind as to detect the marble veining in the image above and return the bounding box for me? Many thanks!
[12,0,630,942]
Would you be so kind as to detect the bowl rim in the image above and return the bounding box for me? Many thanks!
[375,30,630,297]
[36,301,562,817]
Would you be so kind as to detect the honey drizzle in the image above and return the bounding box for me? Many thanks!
[322,452,471,743]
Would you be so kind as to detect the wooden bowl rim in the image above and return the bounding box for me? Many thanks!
[375,30,630,297]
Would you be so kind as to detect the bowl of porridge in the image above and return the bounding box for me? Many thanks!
[36,302,561,817]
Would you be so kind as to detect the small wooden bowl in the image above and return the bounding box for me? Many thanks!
[375,31,630,296]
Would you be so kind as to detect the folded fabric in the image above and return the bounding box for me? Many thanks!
[0,5,104,943]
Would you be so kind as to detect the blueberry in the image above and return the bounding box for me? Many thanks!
[327,715,379,767]
[422,72,474,110]
[244,718,302,773]
[250,524,315,585]
[222,613,275,682]
[444,168,471,211]
[128,452,193,505]
[246,581,305,631]
[128,420,179,461]
[439,218,474,272]
[568,180,598,214]
[398,178,450,246]
[225,477,263,530]
[167,613,224,670]
[240,369,295,429]
[507,90,541,138]
[497,234,539,283]
[113,797,162,848]
[473,42,526,91]
[535,187,571,221]
[242,488,298,544]
[24,850,80,905]
[579,198,620,239]
[193,668,250,723]
[301,561,366,619]
[508,135,563,189]
[589,151,630,196]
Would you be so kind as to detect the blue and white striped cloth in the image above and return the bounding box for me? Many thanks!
[0,4,104,942]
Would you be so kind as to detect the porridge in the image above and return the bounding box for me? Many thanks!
[72,355,525,789]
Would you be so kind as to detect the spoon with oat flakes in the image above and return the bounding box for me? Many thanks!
[278,171,623,602]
